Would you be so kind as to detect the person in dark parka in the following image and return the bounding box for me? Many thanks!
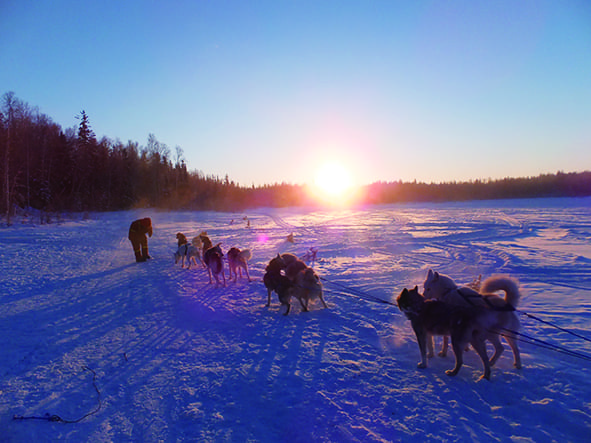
[128,217,153,262]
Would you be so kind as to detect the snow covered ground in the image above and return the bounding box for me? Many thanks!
[1,197,590,442]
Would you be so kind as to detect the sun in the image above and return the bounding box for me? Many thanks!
[313,161,353,200]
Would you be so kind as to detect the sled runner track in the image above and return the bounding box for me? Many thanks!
[258,213,316,235]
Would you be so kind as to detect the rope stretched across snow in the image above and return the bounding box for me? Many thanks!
[13,366,102,424]
[318,275,591,363]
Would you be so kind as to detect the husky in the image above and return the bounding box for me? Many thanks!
[176,232,188,247]
[203,243,226,286]
[198,231,213,251]
[263,255,293,314]
[190,236,206,266]
[301,247,319,265]
[397,286,492,380]
[423,270,522,368]
[174,244,200,269]
[289,267,327,312]
[227,247,252,282]
[280,253,308,281]
[191,235,203,250]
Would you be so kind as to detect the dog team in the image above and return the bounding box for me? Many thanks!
[173,231,252,286]
[134,219,523,380]
[174,230,523,379]
[173,230,327,317]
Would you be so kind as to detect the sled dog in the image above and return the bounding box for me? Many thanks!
[191,235,203,249]
[423,270,522,368]
[263,255,292,314]
[189,236,205,266]
[227,247,252,282]
[280,253,308,281]
[397,286,492,380]
[176,232,188,247]
[289,267,327,312]
[198,231,213,252]
[174,244,200,269]
[203,243,226,286]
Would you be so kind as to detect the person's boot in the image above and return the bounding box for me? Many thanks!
[135,250,145,262]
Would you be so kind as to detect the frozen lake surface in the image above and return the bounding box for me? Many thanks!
[1,197,590,442]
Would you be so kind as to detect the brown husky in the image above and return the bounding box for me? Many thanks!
[203,243,226,286]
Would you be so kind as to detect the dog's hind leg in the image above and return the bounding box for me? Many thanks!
[446,338,465,377]
[487,334,505,366]
[427,334,435,358]
[282,303,291,316]
[504,334,522,369]
[413,326,429,369]
[439,336,449,357]
[318,292,328,309]
[295,294,308,312]
[471,336,492,381]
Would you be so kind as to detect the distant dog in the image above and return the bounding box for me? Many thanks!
[263,255,293,314]
[423,270,522,368]
[174,244,200,269]
[227,247,252,282]
[203,243,226,285]
[289,267,327,312]
[301,247,319,265]
[397,286,492,380]
[176,232,188,247]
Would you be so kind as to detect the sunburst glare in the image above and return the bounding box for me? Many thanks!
[311,161,356,205]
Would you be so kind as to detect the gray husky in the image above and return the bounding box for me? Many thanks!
[423,270,522,369]
[289,267,327,312]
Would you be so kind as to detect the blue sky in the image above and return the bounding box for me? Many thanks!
[1,0,590,187]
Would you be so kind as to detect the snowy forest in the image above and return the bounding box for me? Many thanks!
[2,91,590,219]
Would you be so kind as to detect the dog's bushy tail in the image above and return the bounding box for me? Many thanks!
[481,276,521,308]
[240,249,252,261]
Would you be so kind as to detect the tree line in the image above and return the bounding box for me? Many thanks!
[363,171,591,204]
[2,91,590,222]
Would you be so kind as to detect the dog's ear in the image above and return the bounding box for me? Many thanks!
[401,288,408,295]
[428,269,433,279]
[413,285,418,291]
[434,271,439,280]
